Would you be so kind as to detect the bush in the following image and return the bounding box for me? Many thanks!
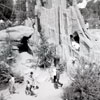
[62,62,100,100]
[0,94,6,100]
[34,32,56,68]
[0,62,12,85]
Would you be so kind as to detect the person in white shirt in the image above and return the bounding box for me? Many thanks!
[25,80,31,95]
[9,74,15,94]
[53,66,57,83]
[85,20,89,29]
[72,41,80,51]
[70,33,80,51]
[29,72,35,87]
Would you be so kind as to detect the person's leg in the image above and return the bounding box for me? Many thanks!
[25,86,29,95]
[57,81,63,87]
[31,86,37,96]
[9,84,12,94]
[54,76,56,83]
[56,74,63,87]
[10,84,14,94]
[30,85,33,95]
[12,85,16,94]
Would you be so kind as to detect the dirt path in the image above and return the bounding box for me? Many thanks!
[1,72,71,100]
[6,74,70,100]
[0,52,72,100]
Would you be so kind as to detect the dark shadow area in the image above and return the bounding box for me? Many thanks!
[37,16,42,33]
[73,31,80,43]
[54,57,60,67]
[18,35,33,55]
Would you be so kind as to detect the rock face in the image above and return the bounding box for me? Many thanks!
[32,0,94,77]
[0,26,34,41]
[0,0,94,78]
[37,0,92,62]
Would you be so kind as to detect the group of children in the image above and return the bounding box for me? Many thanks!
[25,72,39,96]
[8,57,63,96]
[8,72,39,96]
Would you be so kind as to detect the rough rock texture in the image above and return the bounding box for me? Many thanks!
[35,0,93,78]
[39,1,92,62]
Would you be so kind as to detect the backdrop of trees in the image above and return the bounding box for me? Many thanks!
[0,0,100,26]
[81,0,100,20]
[0,0,13,20]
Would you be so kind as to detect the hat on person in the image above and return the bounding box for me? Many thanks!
[30,71,33,75]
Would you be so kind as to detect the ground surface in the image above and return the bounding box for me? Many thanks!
[0,52,72,100]
[1,29,100,100]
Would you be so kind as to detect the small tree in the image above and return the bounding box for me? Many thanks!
[0,33,15,85]
[34,32,56,68]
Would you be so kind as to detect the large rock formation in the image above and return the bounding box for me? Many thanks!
[36,0,92,62]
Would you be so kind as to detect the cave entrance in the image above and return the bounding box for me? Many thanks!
[73,31,80,43]
[18,35,33,55]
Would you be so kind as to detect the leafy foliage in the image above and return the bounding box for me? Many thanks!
[0,62,11,85]
[0,35,16,85]
[80,1,100,28]
[34,32,56,68]
[0,36,15,65]
[0,94,6,100]
[62,62,100,100]
[0,0,13,20]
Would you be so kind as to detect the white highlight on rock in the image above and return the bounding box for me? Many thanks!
[77,0,95,8]
[94,0,98,3]
[77,0,87,8]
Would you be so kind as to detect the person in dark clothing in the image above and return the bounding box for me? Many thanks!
[53,57,63,88]
[25,81,31,95]
[54,57,60,67]
[56,65,63,87]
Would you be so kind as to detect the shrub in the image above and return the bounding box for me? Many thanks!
[62,62,100,100]
[0,94,6,100]
[34,32,56,68]
[0,62,12,85]
[0,37,15,85]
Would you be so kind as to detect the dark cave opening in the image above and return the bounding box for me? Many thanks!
[18,35,33,55]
